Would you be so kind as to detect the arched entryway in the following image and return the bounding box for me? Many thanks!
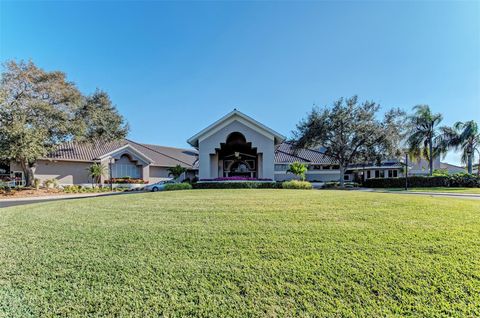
[217,132,258,178]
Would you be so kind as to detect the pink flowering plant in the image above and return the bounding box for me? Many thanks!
[200,177,272,181]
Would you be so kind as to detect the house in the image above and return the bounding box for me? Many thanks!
[6,140,198,186]
[3,110,466,186]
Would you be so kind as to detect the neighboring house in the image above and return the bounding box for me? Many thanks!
[439,162,465,174]
[4,110,468,185]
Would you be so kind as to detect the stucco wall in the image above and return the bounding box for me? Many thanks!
[198,120,276,180]
[149,166,171,183]
[10,160,93,185]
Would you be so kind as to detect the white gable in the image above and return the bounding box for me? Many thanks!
[187,109,285,148]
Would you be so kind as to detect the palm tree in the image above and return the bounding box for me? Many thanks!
[87,163,107,186]
[168,164,187,181]
[406,105,446,176]
[441,120,479,174]
[287,161,308,181]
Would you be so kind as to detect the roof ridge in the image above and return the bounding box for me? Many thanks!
[126,139,193,167]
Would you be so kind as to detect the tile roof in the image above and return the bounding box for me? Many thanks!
[44,139,198,168]
[44,140,336,168]
[275,142,336,164]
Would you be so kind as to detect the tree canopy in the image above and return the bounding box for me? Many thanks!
[0,60,128,186]
[293,96,405,187]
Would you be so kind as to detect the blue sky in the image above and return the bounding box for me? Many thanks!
[1,1,479,165]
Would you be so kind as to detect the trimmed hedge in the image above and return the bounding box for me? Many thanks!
[364,174,480,188]
[164,183,192,191]
[449,173,480,187]
[282,180,313,190]
[193,182,281,189]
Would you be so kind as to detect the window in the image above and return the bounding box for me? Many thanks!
[393,170,398,178]
[311,165,322,170]
[367,171,371,179]
[344,175,349,181]
[379,170,385,178]
[388,170,393,178]
[274,164,289,171]
[375,170,380,178]
[111,155,141,178]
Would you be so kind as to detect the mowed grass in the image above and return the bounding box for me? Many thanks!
[386,187,480,194]
[1,190,479,317]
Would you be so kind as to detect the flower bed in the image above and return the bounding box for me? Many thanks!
[193,181,281,189]
[105,178,148,184]
[199,177,273,182]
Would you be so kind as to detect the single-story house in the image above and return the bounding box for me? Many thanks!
[1,109,466,186]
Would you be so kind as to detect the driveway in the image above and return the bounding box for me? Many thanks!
[0,192,138,208]
[359,188,480,200]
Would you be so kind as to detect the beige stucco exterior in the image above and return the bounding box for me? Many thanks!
[10,160,93,185]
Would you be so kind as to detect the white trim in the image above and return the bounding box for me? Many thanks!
[97,144,154,163]
[187,110,285,147]
[198,116,275,144]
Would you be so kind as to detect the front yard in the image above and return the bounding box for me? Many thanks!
[1,190,479,317]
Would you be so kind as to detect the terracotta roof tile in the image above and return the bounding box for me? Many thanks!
[44,140,335,168]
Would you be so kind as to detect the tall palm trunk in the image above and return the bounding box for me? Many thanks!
[429,136,434,176]
[467,151,473,174]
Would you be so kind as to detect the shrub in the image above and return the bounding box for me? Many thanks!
[164,183,192,191]
[363,174,480,188]
[193,182,281,189]
[33,178,41,190]
[433,169,449,176]
[282,180,313,189]
[44,178,59,189]
[449,173,480,187]
[63,185,113,193]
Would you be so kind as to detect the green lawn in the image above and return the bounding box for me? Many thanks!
[1,190,479,317]
[385,187,480,194]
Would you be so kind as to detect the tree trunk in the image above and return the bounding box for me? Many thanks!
[339,165,345,188]
[467,151,473,175]
[478,156,480,177]
[20,160,35,187]
[429,137,434,176]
